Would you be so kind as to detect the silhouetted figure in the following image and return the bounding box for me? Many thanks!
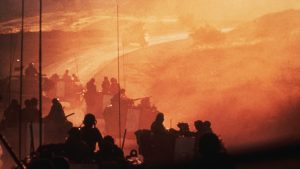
[22,99,34,124]
[86,78,97,92]
[80,113,103,153]
[194,120,204,137]
[72,74,79,82]
[111,89,132,108]
[50,73,60,83]
[43,77,55,93]
[44,98,72,144]
[194,120,213,159]
[194,120,213,137]
[101,76,110,94]
[29,98,40,122]
[64,127,91,162]
[100,135,124,162]
[138,97,157,129]
[106,89,132,137]
[63,69,72,83]
[151,113,167,135]
[196,133,234,169]
[203,121,213,134]
[2,99,20,127]
[177,122,193,137]
[109,78,120,95]
[44,98,66,123]
[126,149,142,165]
[85,78,100,114]
[25,63,38,77]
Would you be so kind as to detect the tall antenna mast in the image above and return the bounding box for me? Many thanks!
[38,0,43,147]
[19,0,25,159]
[116,0,122,147]
[9,34,13,103]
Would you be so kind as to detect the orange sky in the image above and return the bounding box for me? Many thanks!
[150,0,300,26]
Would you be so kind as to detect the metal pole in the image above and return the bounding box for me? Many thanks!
[19,0,24,159]
[38,0,43,147]
[116,0,122,147]
[8,34,13,103]
[122,44,126,89]
[121,129,127,150]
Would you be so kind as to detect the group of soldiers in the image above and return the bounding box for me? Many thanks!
[0,64,234,168]
[150,113,213,137]
[43,69,82,106]
[33,113,127,168]
[84,77,157,137]
[135,112,225,167]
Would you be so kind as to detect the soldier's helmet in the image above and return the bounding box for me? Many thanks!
[83,113,97,126]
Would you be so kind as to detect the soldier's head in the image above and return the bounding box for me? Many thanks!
[103,135,115,145]
[90,78,95,83]
[194,120,203,131]
[177,122,189,132]
[31,98,38,107]
[24,99,31,108]
[155,112,164,123]
[52,98,59,104]
[110,78,117,83]
[28,63,34,67]
[203,121,211,128]
[83,113,97,127]
[120,89,125,94]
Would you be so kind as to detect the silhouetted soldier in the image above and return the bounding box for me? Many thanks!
[109,89,133,135]
[194,120,204,137]
[177,122,193,137]
[109,78,120,95]
[101,76,110,94]
[25,63,38,77]
[151,113,167,135]
[29,98,40,122]
[86,78,97,92]
[203,121,213,134]
[44,98,66,123]
[2,99,20,128]
[44,98,73,143]
[99,135,124,162]
[194,120,214,159]
[138,97,156,129]
[64,127,91,162]
[62,69,72,83]
[194,120,213,136]
[80,113,103,153]
[111,89,132,108]
[72,74,79,82]
[50,73,60,83]
[43,77,55,96]
[62,70,73,98]
[22,99,34,124]
[85,78,99,114]
[196,133,234,169]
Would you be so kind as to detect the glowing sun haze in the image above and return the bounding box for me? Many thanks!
[1,0,300,150]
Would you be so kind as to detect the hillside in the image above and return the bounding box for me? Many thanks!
[95,9,300,148]
[229,9,300,41]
